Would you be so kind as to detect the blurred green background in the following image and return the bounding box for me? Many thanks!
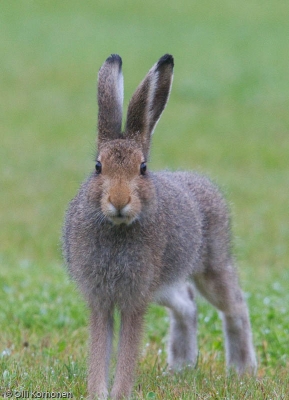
[1,1,289,398]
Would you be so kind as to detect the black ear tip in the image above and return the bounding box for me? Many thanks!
[157,54,174,69]
[106,54,122,68]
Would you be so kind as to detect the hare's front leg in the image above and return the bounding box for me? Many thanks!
[110,309,146,400]
[88,308,113,400]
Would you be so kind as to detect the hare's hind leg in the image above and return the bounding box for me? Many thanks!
[193,265,257,374]
[155,282,198,370]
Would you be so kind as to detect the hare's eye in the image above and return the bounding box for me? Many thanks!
[95,161,102,174]
[140,162,147,175]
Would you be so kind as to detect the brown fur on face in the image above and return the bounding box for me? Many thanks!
[92,140,150,225]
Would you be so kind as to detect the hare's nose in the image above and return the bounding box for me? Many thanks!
[108,195,131,213]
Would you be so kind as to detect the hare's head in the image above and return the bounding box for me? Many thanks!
[91,54,174,225]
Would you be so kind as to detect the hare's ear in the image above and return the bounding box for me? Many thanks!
[125,54,174,157]
[97,54,123,147]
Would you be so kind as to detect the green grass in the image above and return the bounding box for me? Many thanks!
[1,1,289,398]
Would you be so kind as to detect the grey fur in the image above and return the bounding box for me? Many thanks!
[126,54,174,158]
[98,54,123,146]
[63,54,257,400]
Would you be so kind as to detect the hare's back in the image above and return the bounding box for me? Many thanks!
[153,171,227,213]
[152,170,230,244]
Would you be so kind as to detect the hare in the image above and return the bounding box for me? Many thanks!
[63,54,257,400]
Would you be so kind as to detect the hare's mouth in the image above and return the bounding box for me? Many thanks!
[108,214,136,226]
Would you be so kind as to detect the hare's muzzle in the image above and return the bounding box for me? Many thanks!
[106,194,135,225]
